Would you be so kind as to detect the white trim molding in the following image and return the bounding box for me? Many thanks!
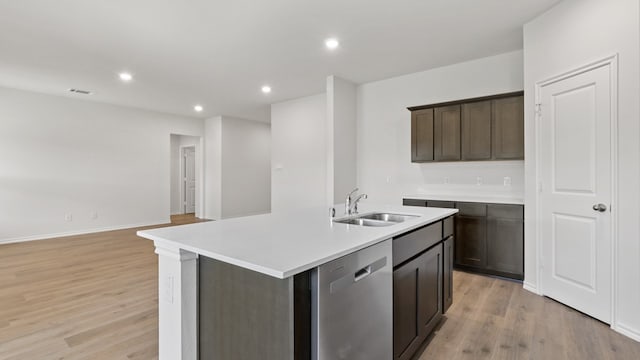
[0,219,170,245]
[154,241,198,360]
[523,281,541,295]
[612,322,640,343]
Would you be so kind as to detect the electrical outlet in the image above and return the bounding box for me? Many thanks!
[90,211,98,220]
[444,177,450,184]
[503,177,512,186]
[64,213,73,222]
[386,176,391,184]
[476,176,483,186]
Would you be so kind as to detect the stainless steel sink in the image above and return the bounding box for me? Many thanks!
[359,213,419,223]
[333,212,419,227]
[333,218,394,227]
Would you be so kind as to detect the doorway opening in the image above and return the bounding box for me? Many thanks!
[170,134,203,218]
[182,146,196,214]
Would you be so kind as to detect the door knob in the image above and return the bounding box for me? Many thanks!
[592,203,607,212]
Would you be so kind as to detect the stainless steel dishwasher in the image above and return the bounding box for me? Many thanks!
[311,239,392,360]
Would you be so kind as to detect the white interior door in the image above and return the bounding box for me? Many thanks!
[538,62,613,323]
[183,147,196,214]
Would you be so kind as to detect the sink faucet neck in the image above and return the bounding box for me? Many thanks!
[345,188,367,215]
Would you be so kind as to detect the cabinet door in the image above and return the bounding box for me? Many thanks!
[419,245,443,338]
[393,246,442,360]
[454,215,486,268]
[434,105,461,161]
[442,236,454,313]
[461,100,492,160]
[487,218,524,278]
[411,109,434,162]
[492,96,524,159]
[393,255,423,360]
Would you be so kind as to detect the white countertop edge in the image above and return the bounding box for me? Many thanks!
[403,194,524,205]
[138,208,458,279]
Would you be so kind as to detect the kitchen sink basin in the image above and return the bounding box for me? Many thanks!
[333,212,419,227]
[333,218,394,227]
[359,213,419,223]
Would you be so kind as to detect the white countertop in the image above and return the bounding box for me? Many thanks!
[404,193,524,205]
[137,203,457,279]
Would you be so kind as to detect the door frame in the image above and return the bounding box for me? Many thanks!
[180,145,197,214]
[533,54,619,327]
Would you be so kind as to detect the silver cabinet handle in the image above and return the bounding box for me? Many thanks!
[592,203,607,212]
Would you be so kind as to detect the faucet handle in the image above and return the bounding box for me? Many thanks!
[346,188,359,199]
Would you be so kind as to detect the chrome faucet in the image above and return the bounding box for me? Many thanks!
[345,188,368,216]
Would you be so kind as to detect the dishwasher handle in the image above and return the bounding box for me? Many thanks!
[329,256,388,294]
[354,265,372,282]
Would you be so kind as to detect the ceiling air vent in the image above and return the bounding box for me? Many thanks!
[69,88,92,95]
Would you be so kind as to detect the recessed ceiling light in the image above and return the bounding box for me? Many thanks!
[261,85,272,94]
[119,72,133,82]
[194,105,203,112]
[325,38,339,50]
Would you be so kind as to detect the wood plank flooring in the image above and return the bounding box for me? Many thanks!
[0,214,205,360]
[1,215,639,359]
[417,271,640,360]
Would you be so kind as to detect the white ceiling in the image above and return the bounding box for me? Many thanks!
[0,0,560,122]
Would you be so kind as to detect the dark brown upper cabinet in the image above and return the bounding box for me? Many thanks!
[408,92,523,163]
[492,95,524,160]
[461,100,492,160]
[411,109,434,162]
[434,105,461,161]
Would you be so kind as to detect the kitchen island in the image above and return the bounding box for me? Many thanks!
[137,203,457,360]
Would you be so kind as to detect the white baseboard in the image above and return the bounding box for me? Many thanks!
[0,219,170,245]
[613,322,640,343]
[523,281,542,295]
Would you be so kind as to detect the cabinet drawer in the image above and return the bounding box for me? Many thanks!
[443,217,454,238]
[393,222,442,267]
[426,201,455,208]
[403,199,427,207]
[487,204,523,219]
[455,202,486,217]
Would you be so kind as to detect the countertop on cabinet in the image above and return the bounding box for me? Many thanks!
[403,194,524,205]
[137,203,457,279]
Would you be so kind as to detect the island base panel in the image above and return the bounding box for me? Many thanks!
[199,256,311,360]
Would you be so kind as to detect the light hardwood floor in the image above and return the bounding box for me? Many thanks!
[0,214,205,360]
[418,271,640,360]
[1,217,639,359]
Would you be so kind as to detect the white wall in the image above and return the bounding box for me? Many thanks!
[204,116,223,220]
[221,117,271,218]
[523,0,640,341]
[0,86,203,243]
[204,116,271,219]
[357,51,525,205]
[271,94,327,212]
[327,76,358,205]
[170,134,201,215]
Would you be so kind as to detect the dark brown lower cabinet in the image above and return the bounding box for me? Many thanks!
[486,205,524,278]
[442,236,454,313]
[454,215,487,268]
[393,244,442,360]
[404,199,524,280]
